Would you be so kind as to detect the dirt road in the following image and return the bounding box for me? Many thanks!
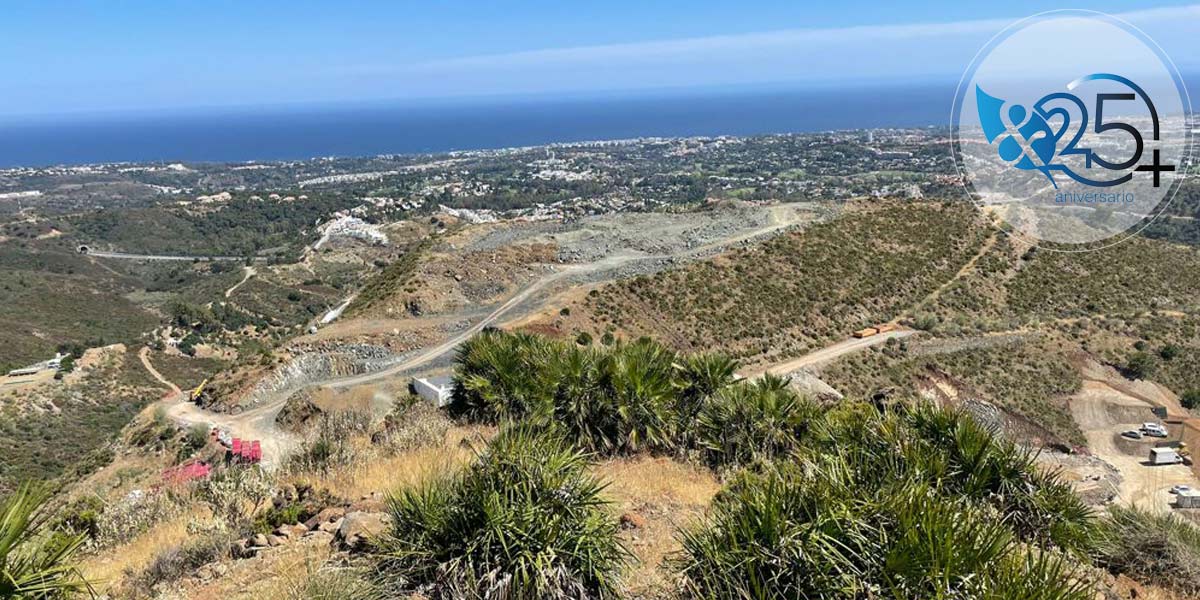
[324,254,634,389]
[87,250,265,262]
[224,266,256,298]
[141,347,296,468]
[139,347,181,396]
[163,395,298,469]
[148,208,817,463]
[739,329,917,379]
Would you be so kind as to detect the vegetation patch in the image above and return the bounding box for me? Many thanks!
[579,201,988,364]
[453,330,758,459]
[347,239,430,316]
[676,403,1097,599]
[373,426,629,599]
[1095,505,1200,596]
[820,334,1085,445]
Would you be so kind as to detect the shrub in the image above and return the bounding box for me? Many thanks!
[696,374,822,469]
[130,530,233,595]
[377,398,452,452]
[288,565,381,600]
[672,352,738,446]
[51,495,104,541]
[374,426,629,599]
[1182,389,1200,410]
[94,491,180,547]
[1125,352,1157,380]
[0,483,93,598]
[1095,506,1200,595]
[287,410,373,473]
[253,502,316,535]
[675,404,1098,599]
[913,312,940,331]
[197,467,272,527]
[453,330,683,455]
[176,423,211,460]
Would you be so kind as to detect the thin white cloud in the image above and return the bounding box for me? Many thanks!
[391,4,1200,73]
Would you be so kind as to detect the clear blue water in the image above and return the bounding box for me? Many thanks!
[0,83,962,167]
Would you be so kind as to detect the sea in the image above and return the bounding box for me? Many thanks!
[0,83,965,168]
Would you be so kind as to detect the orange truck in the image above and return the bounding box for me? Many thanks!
[853,324,897,338]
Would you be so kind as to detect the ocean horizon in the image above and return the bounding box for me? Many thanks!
[0,83,968,168]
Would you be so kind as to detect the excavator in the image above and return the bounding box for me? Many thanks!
[190,378,208,402]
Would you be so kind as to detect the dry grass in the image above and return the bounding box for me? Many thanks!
[185,534,334,599]
[79,506,209,594]
[594,456,720,597]
[285,424,492,499]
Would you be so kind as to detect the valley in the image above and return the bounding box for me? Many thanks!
[2,130,1200,599]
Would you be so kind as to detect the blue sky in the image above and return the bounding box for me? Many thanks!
[1,1,1198,118]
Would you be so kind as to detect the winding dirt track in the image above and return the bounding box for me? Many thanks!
[138,347,180,396]
[148,209,813,466]
[224,266,256,298]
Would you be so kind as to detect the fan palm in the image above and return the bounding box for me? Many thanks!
[375,425,629,599]
[672,353,737,447]
[1,483,92,599]
[697,376,822,469]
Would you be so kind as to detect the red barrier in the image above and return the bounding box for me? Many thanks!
[162,461,211,484]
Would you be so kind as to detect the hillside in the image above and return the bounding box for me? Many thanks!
[0,243,159,371]
[523,199,1200,452]
[2,144,1200,599]
[21,329,1199,600]
[559,201,989,365]
[0,344,163,492]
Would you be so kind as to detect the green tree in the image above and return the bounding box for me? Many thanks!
[1125,352,1157,380]
[1182,389,1200,410]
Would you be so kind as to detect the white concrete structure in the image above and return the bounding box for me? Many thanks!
[413,375,455,407]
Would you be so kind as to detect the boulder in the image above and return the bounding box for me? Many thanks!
[302,530,335,545]
[619,512,646,530]
[303,506,346,531]
[251,533,269,548]
[336,511,391,550]
[267,534,286,547]
[318,518,343,534]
